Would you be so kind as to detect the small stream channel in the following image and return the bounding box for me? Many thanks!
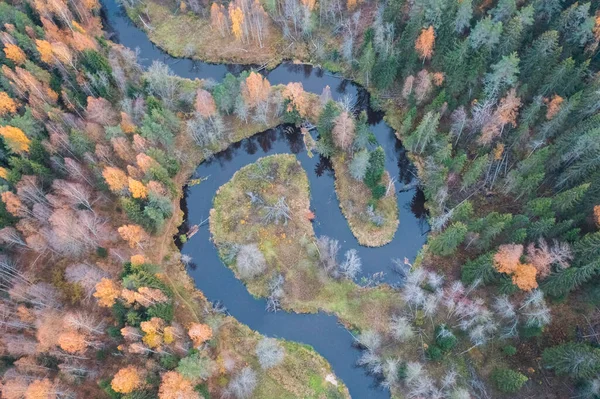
[101,1,429,397]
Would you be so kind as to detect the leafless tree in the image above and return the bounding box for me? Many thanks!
[236,244,267,279]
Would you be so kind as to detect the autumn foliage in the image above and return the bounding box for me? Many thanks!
[0,92,17,116]
[102,166,128,193]
[493,244,538,290]
[415,26,435,61]
[0,126,30,153]
[4,44,26,65]
[546,94,564,120]
[111,366,142,394]
[188,323,213,347]
[118,224,148,248]
[159,372,200,399]
[242,72,270,107]
[595,205,600,227]
[93,278,121,307]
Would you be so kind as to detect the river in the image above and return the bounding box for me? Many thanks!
[101,1,428,397]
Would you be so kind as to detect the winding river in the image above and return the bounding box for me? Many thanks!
[101,1,429,397]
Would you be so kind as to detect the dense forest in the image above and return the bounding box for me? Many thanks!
[0,0,600,398]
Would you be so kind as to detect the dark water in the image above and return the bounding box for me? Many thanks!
[101,1,428,397]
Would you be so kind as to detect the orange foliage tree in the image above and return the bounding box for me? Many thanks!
[546,94,564,120]
[93,278,121,307]
[4,44,26,65]
[0,126,30,153]
[195,89,217,118]
[102,166,128,193]
[242,72,270,108]
[58,330,87,353]
[159,372,200,399]
[1,191,25,217]
[493,244,524,274]
[594,205,600,227]
[493,244,539,291]
[120,112,137,134]
[118,224,148,248]
[415,26,435,61]
[283,82,309,118]
[211,3,228,37]
[131,254,146,266]
[512,263,538,291]
[0,92,17,116]
[479,88,521,145]
[188,323,213,347]
[111,366,142,394]
[24,379,53,399]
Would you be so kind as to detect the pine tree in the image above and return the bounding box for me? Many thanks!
[542,261,600,297]
[543,343,600,379]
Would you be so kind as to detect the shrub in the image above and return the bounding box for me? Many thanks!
[503,345,517,356]
[435,325,457,352]
[96,247,108,258]
[159,354,180,370]
[491,368,528,393]
[426,345,443,361]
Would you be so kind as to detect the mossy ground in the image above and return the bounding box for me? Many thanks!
[332,154,399,247]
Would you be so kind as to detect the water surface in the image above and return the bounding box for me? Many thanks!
[101,2,428,397]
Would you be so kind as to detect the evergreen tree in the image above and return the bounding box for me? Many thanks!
[429,222,467,256]
[363,147,385,189]
[543,343,600,379]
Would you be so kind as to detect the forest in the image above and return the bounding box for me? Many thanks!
[0,0,599,398]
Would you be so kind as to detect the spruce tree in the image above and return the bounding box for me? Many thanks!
[429,222,468,256]
[543,343,600,379]
[363,147,385,189]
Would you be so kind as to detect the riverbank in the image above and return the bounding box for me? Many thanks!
[332,154,399,247]
[122,0,310,67]
[209,154,401,332]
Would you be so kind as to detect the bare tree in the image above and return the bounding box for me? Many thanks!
[339,249,361,280]
[226,367,257,399]
[255,337,285,369]
[236,244,267,279]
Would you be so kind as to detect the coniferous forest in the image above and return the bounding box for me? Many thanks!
[0,0,600,398]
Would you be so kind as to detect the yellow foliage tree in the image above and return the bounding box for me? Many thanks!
[128,177,148,199]
[0,126,30,153]
[4,44,26,65]
[283,82,309,118]
[415,26,435,61]
[35,39,53,64]
[229,6,245,41]
[93,278,121,307]
[0,167,8,180]
[0,92,17,116]
[102,166,128,192]
[347,0,358,11]
[111,366,142,394]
